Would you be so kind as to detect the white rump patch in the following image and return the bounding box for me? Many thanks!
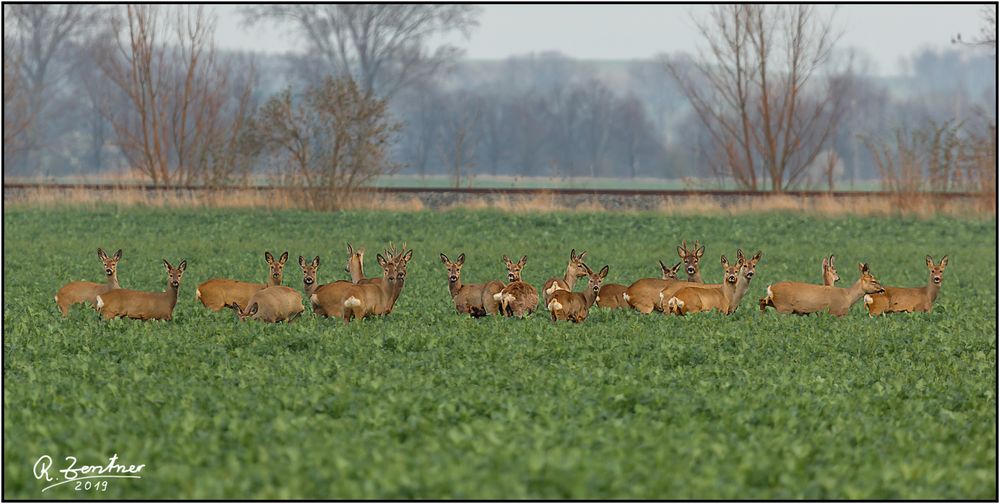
[547,299,562,312]
[54,295,59,303]
[863,294,873,305]
[344,296,361,308]
[766,286,773,300]
[622,293,630,303]
[493,292,503,301]
[196,288,202,299]
[95,296,104,310]
[545,284,563,295]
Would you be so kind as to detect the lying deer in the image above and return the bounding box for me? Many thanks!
[666,255,742,316]
[231,286,304,323]
[760,262,884,317]
[55,248,122,316]
[624,241,704,314]
[823,255,840,286]
[96,259,187,321]
[542,249,589,303]
[597,260,680,309]
[659,249,762,312]
[312,252,402,323]
[547,264,608,322]
[495,255,538,318]
[197,251,288,311]
[440,253,506,317]
[865,255,948,315]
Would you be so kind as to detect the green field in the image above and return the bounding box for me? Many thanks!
[3,207,996,499]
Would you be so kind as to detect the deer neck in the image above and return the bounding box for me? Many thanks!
[845,278,867,306]
[582,287,598,308]
[349,256,365,283]
[266,275,280,287]
[303,279,317,298]
[448,277,463,298]
[729,275,751,313]
[167,283,179,311]
[107,272,120,290]
[563,268,578,290]
[926,276,941,304]
[688,271,703,283]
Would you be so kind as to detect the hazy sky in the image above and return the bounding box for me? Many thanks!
[215,4,988,76]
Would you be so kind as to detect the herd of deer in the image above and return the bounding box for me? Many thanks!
[55,241,948,323]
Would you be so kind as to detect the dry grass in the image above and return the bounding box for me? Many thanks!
[3,186,993,219]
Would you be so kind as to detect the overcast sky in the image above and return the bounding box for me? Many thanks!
[214,4,989,76]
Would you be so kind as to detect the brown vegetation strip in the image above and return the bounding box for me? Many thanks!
[0,183,984,200]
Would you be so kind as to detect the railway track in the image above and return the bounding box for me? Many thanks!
[0,182,982,200]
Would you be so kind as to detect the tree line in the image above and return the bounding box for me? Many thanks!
[3,5,995,204]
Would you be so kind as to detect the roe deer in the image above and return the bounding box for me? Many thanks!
[299,251,356,316]
[196,251,288,311]
[864,255,948,315]
[678,240,706,282]
[666,255,743,316]
[760,263,884,317]
[311,253,398,323]
[823,255,840,286]
[597,260,680,309]
[55,248,122,316]
[495,255,538,318]
[624,241,703,314]
[382,243,414,315]
[547,264,608,322]
[440,253,505,317]
[542,249,588,303]
[659,249,762,312]
[96,260,187,321]
[230,286,304,323]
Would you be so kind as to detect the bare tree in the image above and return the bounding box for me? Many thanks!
[436,91,482,187]
[3,10,33,168]
[666,5,849,191]
[250,77,403,210]
[953,6,997,50]
[5,4,102,173]
[242,5,479,98]
[98,5,258,186]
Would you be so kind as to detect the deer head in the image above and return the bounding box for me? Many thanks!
[298,255,320,287]
[858,263,884,294]
[678,240,705,279]
[440,253,464,283]
[823,255,840,285]
[264,251,288,285]
[502,255,528,282]
[926,255,948,286]
[97,248,122,279]
[163,259,187,289]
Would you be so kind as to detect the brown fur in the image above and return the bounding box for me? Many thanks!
[624,255,688,314]
[667,255,742,315]
[441,253,504,317]
[760,263,884,317]
[97,259,186,321]
[548,265,608,322]
[55,248,122,316]
[542,249,588,303]
[822,254,840,286]
[496,255,538,318]
[865,255,947,315]
[231,286,304,323]
[197,251,287,311]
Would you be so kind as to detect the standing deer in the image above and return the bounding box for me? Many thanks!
[624,241,703,314]
[311,252,399,323]
[230,286,304,323]
[299,250,358,316]
[55,248,122,316]
[760,263,884,317]
[864,255,948,315]
[666,255,742,316]
[196,251,288,311]
[597,260,680,309]
[440,253,505,317]
[823,255,840,286]
[96,260,187,321]
[542,249,588,303]
[547,264,609,322]
[495,255,538,318]
[382,243,414,315]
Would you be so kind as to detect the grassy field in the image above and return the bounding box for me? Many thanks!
[2,207,996,499]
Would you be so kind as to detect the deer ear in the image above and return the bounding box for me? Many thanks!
[570,249,576,260]
[737,249,746,262]
[659,259,668,272]
[402,250,413,263]
[265,251,274,264]
[721,255,729,268]
[313,256,320,267]
[113,249,122,261]
[231,302,242,315]
[599,265,609,279]
[822,257,828,269]
[696,245,705,258]
[925,255,934,269]
[163,259,172,270]
[440,253,450,265]
[519,255,528,265]
[940,255,948,268]
[178,260,187,272]
[502,255,511,265]
[677,246,686,259]
[577,250,587,261]
[672,261,682,272]
[299,255,307,268]
[377,254,388,267]
[98,248,107,260]
[828,255,834,267]
[456,253,465,266]
[279,251,288,265]
[248,303,258,316]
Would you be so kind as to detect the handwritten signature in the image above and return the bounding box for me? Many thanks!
[33,454,145,492]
